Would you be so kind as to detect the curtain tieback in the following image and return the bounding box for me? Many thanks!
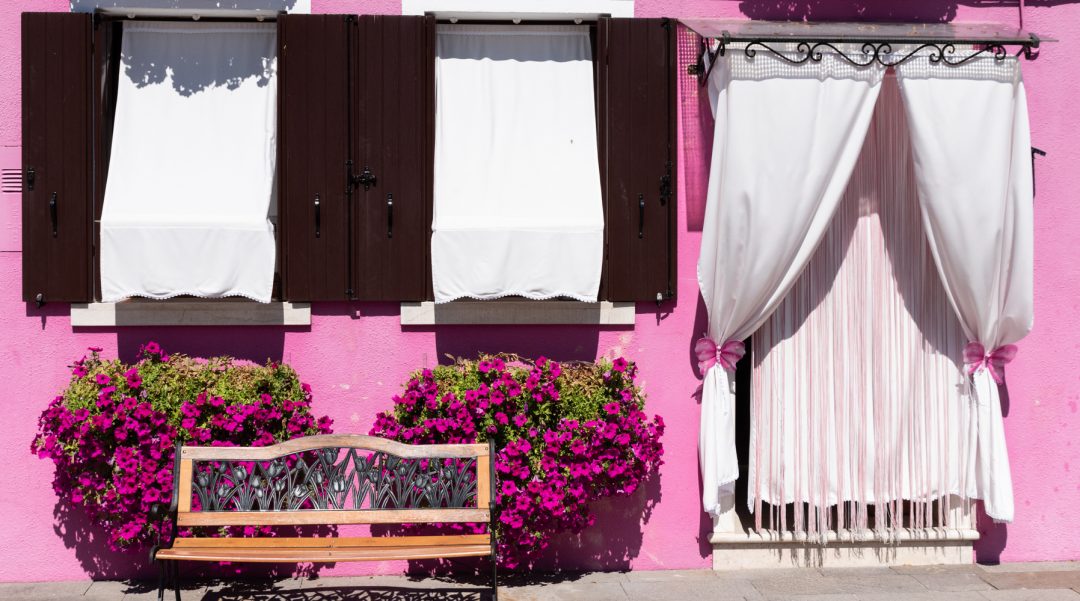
[963,342,1018,385]
[695,337,745,373]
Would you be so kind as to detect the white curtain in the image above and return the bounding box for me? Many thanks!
[749,77,974,536]
[432,25,603,303]
[896,55,1034,523]
[101,22,278,303]
[697,49,884,517]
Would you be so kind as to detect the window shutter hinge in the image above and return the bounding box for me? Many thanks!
[659,163,672,205]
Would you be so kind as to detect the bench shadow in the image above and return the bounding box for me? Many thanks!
[200,584,491,601]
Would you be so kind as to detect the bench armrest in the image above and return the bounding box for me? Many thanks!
[150,441,183,556]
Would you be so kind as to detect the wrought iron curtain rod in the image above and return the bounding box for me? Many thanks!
[691,30,1044,85]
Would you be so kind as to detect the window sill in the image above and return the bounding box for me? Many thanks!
[400,300,635,325]
[70,300,311,327]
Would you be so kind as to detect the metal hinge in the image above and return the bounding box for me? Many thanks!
[659,161,672,205]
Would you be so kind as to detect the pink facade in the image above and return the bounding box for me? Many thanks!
[1,0,1078,583]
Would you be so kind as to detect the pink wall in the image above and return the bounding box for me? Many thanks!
[1,0,1078,583]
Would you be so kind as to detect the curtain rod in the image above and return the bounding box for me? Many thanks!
[681,19,1050,83]
[690,33,1045,85]
[93,8,280,23]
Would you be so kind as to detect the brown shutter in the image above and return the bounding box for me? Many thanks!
[599,18,677,302]
[279,14,352,301]
[352,15,434,301]
[22,13,93,304]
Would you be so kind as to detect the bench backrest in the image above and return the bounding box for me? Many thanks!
[171,434,493,528]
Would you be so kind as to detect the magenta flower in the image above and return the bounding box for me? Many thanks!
[612,357,627,372]
[31,343,332,552]
[603,402,620,415]
[124,368,142,389]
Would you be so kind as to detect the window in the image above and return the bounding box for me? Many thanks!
[21,12,676,310]
[432,24,604,303]
[100,21,278,302]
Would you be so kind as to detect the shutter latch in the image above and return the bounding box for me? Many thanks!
[350,165,377,191]
[25,167,35,192]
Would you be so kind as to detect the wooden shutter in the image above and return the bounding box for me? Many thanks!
[352,15,434,301]
[279,14,352,301]
[22,13,93,304]
[599,18,677,302]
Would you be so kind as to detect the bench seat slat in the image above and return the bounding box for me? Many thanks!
[156,544,492,563]
[171,534,490,549]
[177,508,489,527]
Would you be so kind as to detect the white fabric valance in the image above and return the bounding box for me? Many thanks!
[431,25,604,303]
[101,22,278,303]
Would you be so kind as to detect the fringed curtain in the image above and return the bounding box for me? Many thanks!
[749,77,974,537]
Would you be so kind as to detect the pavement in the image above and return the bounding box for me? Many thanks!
[3,562,1080,600]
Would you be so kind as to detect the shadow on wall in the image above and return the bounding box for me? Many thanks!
[70,0,298,12]
[977,508,1009,564]
[369,471,663,577]
[432,326,603,364]
[112,327,290,364]
[52,501,320,581]
[738,0,1080,23]
[738,1,963,22]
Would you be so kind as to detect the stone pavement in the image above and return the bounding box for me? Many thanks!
[3,562,1080,600]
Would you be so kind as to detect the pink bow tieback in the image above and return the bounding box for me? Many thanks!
[963,342,1017,385]
[695,337,746,373]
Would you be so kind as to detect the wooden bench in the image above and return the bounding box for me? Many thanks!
[150,434,497,600]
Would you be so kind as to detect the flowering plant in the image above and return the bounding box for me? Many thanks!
[31,343,332,550]
[370,354,664,569]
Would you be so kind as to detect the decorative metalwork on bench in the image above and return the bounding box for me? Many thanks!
[191,448,478,512]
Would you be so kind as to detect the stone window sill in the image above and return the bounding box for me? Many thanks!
[70,300,311,327]
[400,300,636,325]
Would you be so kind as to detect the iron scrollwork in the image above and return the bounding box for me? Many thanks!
[740,39,1012,68]
[191,448,479,512]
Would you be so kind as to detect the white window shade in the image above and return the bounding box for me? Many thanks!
[432,24,604,303]
[100,22,278,303]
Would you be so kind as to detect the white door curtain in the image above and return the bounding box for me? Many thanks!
[896,55,1034,523]
[749,78,974,538]
[696,47,885,520]
[101,22,278,303]
[697,46,1033,527]
[431,25,604,303]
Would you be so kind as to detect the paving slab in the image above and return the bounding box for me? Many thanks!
[860,592,986,601]
[760,594,858,601]
[503,580,627,601]
[978,590,1080,600]
[621,568,717,582]
[825,575,927,595]
[910,572,992,592]
[891,564,981,575]
[979,562,1080,573]
[980,570,1080,590]
[622,577,754,601]
[0,581,92,598]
